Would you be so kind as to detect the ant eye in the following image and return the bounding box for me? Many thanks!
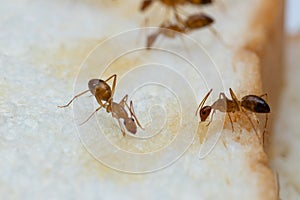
[131,118,135,122]
[200,106,211,121]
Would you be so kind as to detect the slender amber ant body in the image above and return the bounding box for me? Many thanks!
[147,13,214,48]
[139,0,222,49]
[196,89,270,143]
[58,74,143,136]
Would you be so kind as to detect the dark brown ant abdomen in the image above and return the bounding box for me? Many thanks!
[188,0,212,5]
[241,95,270,113]
[185,14,214,29]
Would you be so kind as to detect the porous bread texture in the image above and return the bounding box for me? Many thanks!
[0,0,283,199]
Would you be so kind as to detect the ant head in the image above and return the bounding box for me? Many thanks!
[88,79,101,95]
[124,118,137,134]
[200,106,212,121]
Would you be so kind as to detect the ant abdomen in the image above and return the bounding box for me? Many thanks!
[124,118,137,134]
[185,14,214,29]
[241,95,270,113]
[188,0,212,5]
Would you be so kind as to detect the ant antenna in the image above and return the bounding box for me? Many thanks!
[196,89,212,116]
[58,90,89,108]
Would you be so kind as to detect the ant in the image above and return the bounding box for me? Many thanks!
[146,13,214,48]
[140,0,213,30]
[195,88,270,143]
[58,74,143,136]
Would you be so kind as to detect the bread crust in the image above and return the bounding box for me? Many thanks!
[233,0,284,199]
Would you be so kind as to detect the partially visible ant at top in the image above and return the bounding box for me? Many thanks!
[146,13,214,48]
[140,0,229,49]
[195,88,270,144]
[58,74,144,136]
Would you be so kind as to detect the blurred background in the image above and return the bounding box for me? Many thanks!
[286,0,300,34]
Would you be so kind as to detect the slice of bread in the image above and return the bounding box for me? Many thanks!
[0,0,283,199]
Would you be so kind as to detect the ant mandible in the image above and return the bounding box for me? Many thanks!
[58,74,143,136]
[195,88,270,143]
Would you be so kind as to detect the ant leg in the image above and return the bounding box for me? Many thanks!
[262,113,269,145]
[119,95,144,129]
[241,109,261,143]
[172,7,184,24]
[104,74,117,98]
[196,89,213,116]
[58,90,89,108]
[208,27,231,48]
[79,105,103,125]
[229,88,239,103]
[259,93,268,99]
[221,136,228,149]
[207,110,216,127]
[229,88,241,110]
[227,113,234,132]
[147,31,160,49]
[118,94,128,106]
[117,118,126,137]
[129,101,144,129]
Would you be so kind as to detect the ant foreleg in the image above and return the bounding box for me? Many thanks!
[227,113,234,132]
[207,110,216,127]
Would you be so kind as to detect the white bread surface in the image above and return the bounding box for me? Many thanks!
[0,0,282,199]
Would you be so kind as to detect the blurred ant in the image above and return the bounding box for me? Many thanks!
[58,74,143,136]
[140,0,213,27]
[196,88,270,143]
[147,13,214,48]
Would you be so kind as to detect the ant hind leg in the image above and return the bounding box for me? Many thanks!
[127,101,144,129]
[79,105,103,125]
[241,109,261,144]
